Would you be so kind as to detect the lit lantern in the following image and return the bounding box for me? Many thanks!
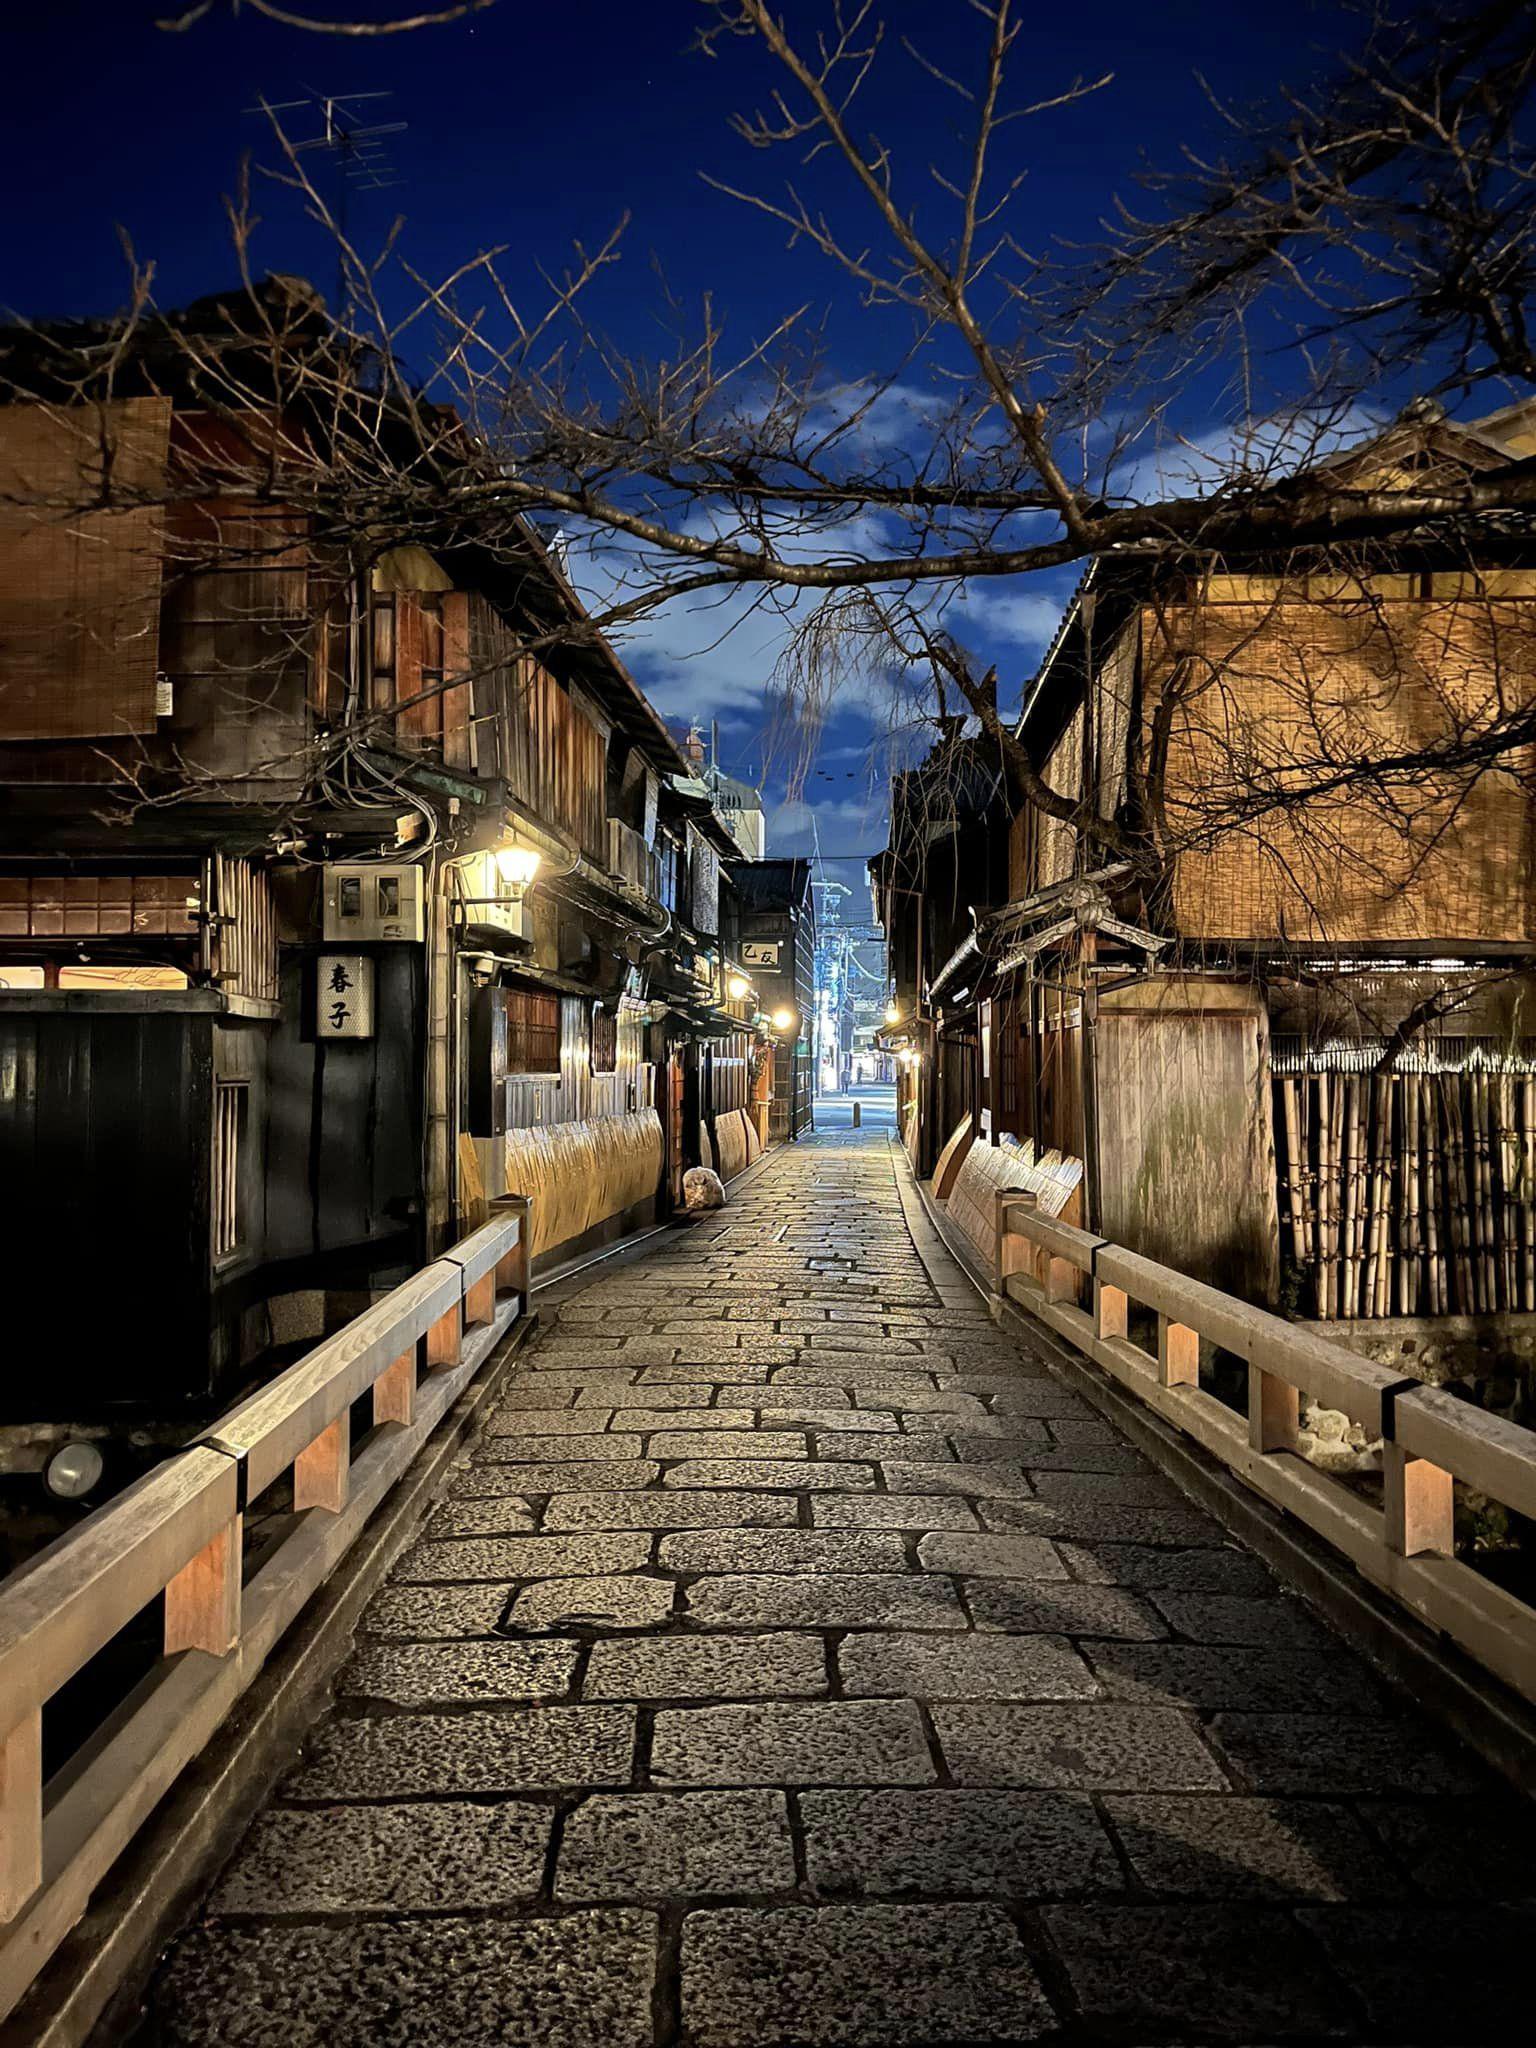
[494,844,542,888]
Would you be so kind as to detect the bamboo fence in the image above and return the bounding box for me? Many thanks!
[1273,1048,1536,1319]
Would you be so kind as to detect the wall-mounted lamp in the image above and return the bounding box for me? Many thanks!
[727,971,751,1002]
[494,844,542,889]
[771,1006,797,1034]
[883,1000,902,1025]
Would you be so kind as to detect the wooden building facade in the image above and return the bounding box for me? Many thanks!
[875,402,1536,1326]
[0,281,763,1497]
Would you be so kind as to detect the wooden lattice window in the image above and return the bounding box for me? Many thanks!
[505,988,561,1074]
[213,1081,249,1260]
[591,1003,618,1075]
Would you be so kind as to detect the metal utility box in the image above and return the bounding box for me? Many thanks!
[322,863,425,943]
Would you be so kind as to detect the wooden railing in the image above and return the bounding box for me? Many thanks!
[0,1197,530,2022]
[994,1193,1536,1707]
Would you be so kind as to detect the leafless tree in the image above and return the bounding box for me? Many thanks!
[5,0,1536,929]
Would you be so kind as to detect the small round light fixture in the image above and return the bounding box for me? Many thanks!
[44,1440,104,1502]
[884,1000,901,1026]
[494,845,542,887]
[771,1006,796,1034]
[727,972,751,1002]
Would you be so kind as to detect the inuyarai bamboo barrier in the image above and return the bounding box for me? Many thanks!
[1274,1049,1536,1320]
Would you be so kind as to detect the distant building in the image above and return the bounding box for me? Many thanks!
[729,858,817,1139]
[676,725,767,860]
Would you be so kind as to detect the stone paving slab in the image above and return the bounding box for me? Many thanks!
[657,1529,906,1574]
[393,1532,652,1582]
[154,1911,658,2047]
[556,1791,795,1898]
[583,1632,829,1701]
[149,1119,1536,2048]
[1042,1904,1351,2038]
[340,1639,578,1705]
[358,1585,510,1638]
[800,1787,1120,1896]
[932,1702,1228,1789]
[288,1706,637,1799]
[683,1571,967,1631]
[505,1575,676,1633]
[209,1801,553,1915]
[652,1699,934,1786]
[1104,1792,1398,1900]
[679,1903,1056,2046]
[836,1629,1100,1701]
[541,1489,799,1531]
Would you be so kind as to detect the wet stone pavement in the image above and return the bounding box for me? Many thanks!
[148,1124,1536,2046]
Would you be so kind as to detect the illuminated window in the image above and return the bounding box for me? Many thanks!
[505,988,561,1074]
[591,1004,618,1075]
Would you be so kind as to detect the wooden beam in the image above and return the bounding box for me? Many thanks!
[164,1517,241,1658]
[0,1709,41,1921]
[372,1348,415,1428]
[293,1415,349,1515]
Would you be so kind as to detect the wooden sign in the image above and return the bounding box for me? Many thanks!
[317,954,375,1038]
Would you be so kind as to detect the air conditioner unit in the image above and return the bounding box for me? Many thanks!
[608,818,651,891]
[322,863,425,943]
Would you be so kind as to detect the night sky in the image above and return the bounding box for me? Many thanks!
[1,0,1356,884]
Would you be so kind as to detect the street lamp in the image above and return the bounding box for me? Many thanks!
[771,1006,796,1034]
[494,844,542,888]
[727,971,751,1001]
[883,999,901,1025]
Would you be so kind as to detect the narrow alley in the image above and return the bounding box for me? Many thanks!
[146,1124,1531,2047]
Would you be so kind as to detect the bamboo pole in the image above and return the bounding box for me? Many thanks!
[1340,1075,1360,1319]
[1443,1076,1472,1315]
[1321,1069,1342,1321]
[1373,1077,1392,1318]
[1424,1076,1444,1317]
[1363,1076,1385,1318]
[1498,1072,1518,1312]
[1522,1075,1536,1313]
[1409,1081,1433,1318]
[1281,1078,1306,1282]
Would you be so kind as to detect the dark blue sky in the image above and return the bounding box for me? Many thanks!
[0,0,1354,874]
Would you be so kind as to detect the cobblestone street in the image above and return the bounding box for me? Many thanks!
[149,1125,1533,2046]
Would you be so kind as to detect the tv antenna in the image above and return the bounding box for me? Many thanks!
[249,89,407,315]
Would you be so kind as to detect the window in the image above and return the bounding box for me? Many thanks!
[213,1081,249,1260]
[504,987,561,1074]
[591,1003,618,1075]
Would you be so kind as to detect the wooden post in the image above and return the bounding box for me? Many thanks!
[0,1708,42,1920]
[1094,1280,1128,1341]
[1045,1255,1077,1305]
[994,1191,1036,1294]
[1383,1442,1454,1558]
[373,1347,415,1428]
[1248,1366,1300,1454]
[426,1302,462,1370]
[165,1516,242,1657]
[1157,1314,1199,1389]
[493,1196,532,1314]
[465,1270,496,1328]
[293,1413,350,1514]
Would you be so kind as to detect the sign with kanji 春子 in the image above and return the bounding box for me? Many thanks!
[317,954,375,1039]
